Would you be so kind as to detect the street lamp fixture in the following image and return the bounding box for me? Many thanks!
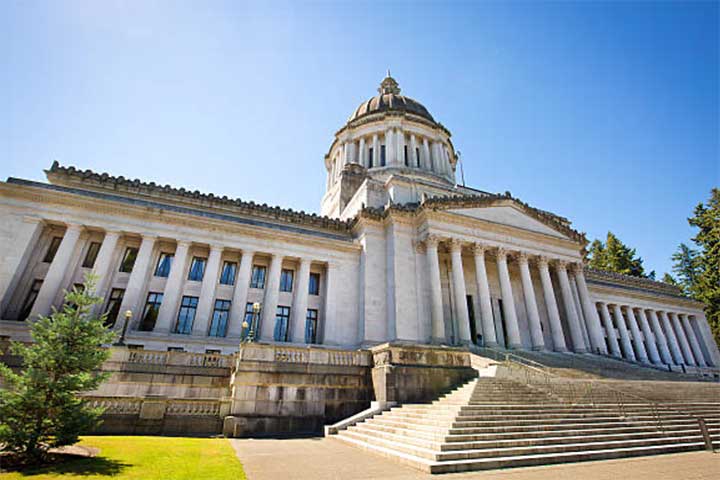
[246,302,261,343]
[115,309,132,346]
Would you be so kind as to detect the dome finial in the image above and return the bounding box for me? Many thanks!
[379,70,401,95]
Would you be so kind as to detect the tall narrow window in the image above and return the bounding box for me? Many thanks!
[20,279,43,319]
[219,261,237,285]
[82,242,102,268]
[242,302,256,340]
[380,145,386,166]
[273,306,291,342]
[305,309,319,344]
[104,288,125,327]
[308,273,320,296]
[368,147,374,168]
[208,299,231,337]
[279,269,294,292]
[404,145,409,166]
[250,265,266,289]
[415,147,421,167]
[188,257,206,281]
[43,237,62,263]
[119,247,139,273]
[175,296,198,334]
[154,252,174,277]
[139,292,163,331]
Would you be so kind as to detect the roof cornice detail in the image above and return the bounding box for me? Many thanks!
[585,267,692,300]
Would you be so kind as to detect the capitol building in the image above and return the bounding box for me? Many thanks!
[0,75,719,467]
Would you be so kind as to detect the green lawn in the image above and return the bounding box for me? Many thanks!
[0,436,246,480]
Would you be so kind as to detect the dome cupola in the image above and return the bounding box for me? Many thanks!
[348,71,436,124]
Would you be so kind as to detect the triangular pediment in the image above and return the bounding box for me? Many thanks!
[447,205,570,239]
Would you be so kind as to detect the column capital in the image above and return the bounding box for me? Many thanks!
[102,228,123,238]
[537,255,551,268]
[424,234,442,249]
[412,240,426,254]
[175,239,191,248]
[555,259,569,271]
[64,222,84,232]
[471,242,490,256]
[570,262,585,274]
[495,246,509,260]
[448,238,464,253]
[208,243,225,252]
[517,251,531,265]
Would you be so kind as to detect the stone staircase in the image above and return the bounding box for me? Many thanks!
[331,376,720,474]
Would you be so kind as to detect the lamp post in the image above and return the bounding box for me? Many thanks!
[246,302,261,343]
[115,309,132,346]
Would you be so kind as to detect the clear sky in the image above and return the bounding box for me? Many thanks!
[1,1,718,277]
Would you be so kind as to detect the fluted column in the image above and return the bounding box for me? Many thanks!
[227,249,255,337]
[153,240,190,333]
[669,312,696,366]
[537,257,567,352]
[372,134,379,168]
[260,253,284,341]
[90,230,121,314]
[496,248,522,349]
[598,302,621,357]
[342,141,351,166]
[556,261,586,353]
[472,244,497,347]
[636,308,661,365]
[449,239,471,344]
[518,253,544,350]
[192,244,224,336]
[611,304,635,361]
[647,309,673,365]
[29,224,83,318]
[680,314,707,367]
[572,264,607,354]
[659,310,684,365]
[410,134,418,167]
[290,258,312,343]
[625,307,648,363]
[422,138,431,170]
[385,128,395,165]
[425,236,445,343]
[396,128,404,166]
[117,235,158,331]
[358,137,366,167]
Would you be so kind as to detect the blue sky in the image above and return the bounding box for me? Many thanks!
[1,1,718,277]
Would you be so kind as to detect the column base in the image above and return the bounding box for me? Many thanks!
[531,345,547,352]
[430,337,447,345]
[507,343,524,350]
[553,347,570,353]
[483,341,499,348]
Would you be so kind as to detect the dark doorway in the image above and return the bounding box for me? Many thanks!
[466,295,478,345]
[497,298,509,347]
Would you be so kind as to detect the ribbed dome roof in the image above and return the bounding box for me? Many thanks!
[348,73,435,123]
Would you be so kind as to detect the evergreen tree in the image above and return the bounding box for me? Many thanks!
[670,243,700,296]
[586,232,647,278]
[661,272,678,286]
[0,276,115,463]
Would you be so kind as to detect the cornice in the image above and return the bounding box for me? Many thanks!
[586,268,694,301]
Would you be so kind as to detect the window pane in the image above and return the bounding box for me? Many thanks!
[119,247,139,273]
[188,257,206,281]
[139,292,163,331]
[82,242,102,268]
[241,302,256,340]
[250,265,266,289]
[20,279,43,320]
[308,273,320,296]
[273,306,290,342]
[175,296,198,334]
[404,145,408,166]
[305,309,318,344]
[43,237,62,263]
[380,145,386,166]
[280,269,294,292]
[154,252,174,277]
[104,288,125,327]
[209,299,231,337]
[219,262,237,285]
[368,147,374,168]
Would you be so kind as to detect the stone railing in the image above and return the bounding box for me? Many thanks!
[86,396,231,419]
[107,348,233,369]
[237,342,372,367]
[87,397,143,415]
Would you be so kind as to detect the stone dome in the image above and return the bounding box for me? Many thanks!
[348,73,435,124]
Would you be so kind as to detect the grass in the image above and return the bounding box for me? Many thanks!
[0,436,246,480]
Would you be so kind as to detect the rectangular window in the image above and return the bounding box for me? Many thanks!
[308,273,320,296]
[139,292,163,331]
[188,257,206,281]
[154,252,174,277]
[104,288,125,327]
[380,145,386,166]
[205,349,221,355]
[43,236,62,263]
[208,299,231,337]
[119,247,139,273]
[415,147,421,167]
[242,302,256,340]
[279,269,294,292]
[82,242,102,268]
[368,147,374,168]
[273,306,291,342]
[250,265,266,289]
[219,261,237,285]
[305,309,319,344]
[404,145,408,166]
[175,296,199,334]
[20,279,43,319]
[167,347,184,352]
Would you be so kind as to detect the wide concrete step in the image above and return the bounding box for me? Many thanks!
[449,419,719,435]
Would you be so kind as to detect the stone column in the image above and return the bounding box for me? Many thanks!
[260,253,283,341]
[385,128,395,165]
[647,309,673,365]
[425,236,445,343]
[290,258,312,343]
[472,244,497,347]
[636,308,661,365]
[227,249,255,337]
[29,223,83,318]
[496,248,522,349]
[518,253,544,350]
[117,235,158,331]
[572,264,607,354]
[537,257,567,352]
[372,134,379,167]
[449,239,471,344]
[321,261,338,344]
[659,310,684,365]
[625,307,649,363]
[669,312,696,366]
[192,244,224,336]
[90,230,121,313]
[342,141,350,166]
[0,216,45,317]
[611,304,635,361]
[358,137,366,167]
[598,302,621,358]
[680,314,707,367]
[153,240,190,333]
[556,261,587,353]
[396,128,404,166]
[410,134,418,167]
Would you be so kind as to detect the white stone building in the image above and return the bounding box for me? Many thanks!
[1,73,718,372]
